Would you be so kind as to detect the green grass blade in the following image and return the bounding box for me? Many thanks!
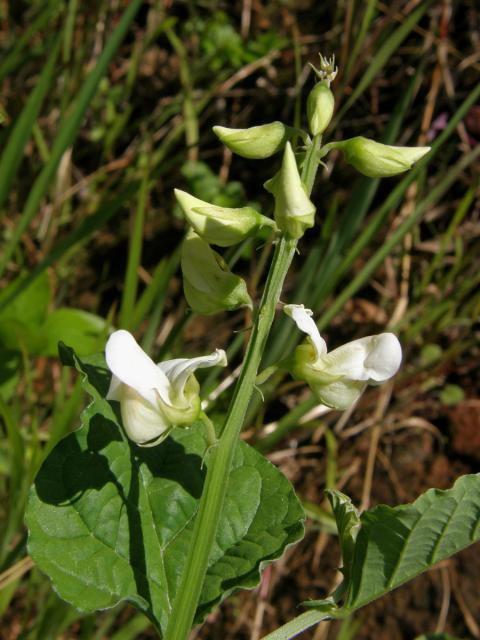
[335,1,431,121]
[343,0,378,80]
[132,249,180,331]
[62,0,79,64]
[0,0,144,278]
[119,159,150,330]
[0,2,61,84]
[419,184,477,291]
[317,78,480,310]
[317,144,480,332]
[0,394,25,564]
[109,613,153,640]
[0,37,61,212]
[0,183,138,313]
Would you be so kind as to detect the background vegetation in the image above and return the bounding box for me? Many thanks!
[0,1,479,638]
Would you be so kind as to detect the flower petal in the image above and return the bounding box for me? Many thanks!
[158,349,227,401]
[315,378,366,410]
[119,384,170,446]
[284,304,327,358]
[363,333,402,381]
[106,373,122,401]
[105,330,171,405]
[321,333,402,382]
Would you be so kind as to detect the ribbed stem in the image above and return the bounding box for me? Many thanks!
[164,135,322,640]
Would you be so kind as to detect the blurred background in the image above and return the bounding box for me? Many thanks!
[0,1,479,638]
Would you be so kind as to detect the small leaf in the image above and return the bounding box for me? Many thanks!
[26,345,304,632]
[325,490,361,591]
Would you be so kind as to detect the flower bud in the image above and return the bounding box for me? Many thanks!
[307,81,334,136]
[284,304,402,409]
[174,189,275,247]
[264,142,316,239]
[181,231,252,315]
[213,122,292,159]
[329,137,430,178]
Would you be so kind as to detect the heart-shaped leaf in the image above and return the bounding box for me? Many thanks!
[26,345,304,633]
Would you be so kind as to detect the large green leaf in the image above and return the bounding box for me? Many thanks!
[263,478,480,639]
[26,345,304,633]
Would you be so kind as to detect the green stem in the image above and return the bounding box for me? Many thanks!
[260,610,335,640]
[164,136,322,640]
[302,134,322,191]
[164,236,297,640]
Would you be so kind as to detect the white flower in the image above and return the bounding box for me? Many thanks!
[105,330,227,446]
[284,304,402,409]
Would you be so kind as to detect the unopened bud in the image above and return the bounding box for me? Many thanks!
[264,142,316,239]
[181,231,252,315]
[328,137,430,178]
[307,81,334,135]
[213,122,292,159]
[174,189,275,247]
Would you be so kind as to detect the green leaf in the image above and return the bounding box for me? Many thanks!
[0,271,50,352]
[26,345,304,633]
[39,309,108,356]
[325,490,360,589]
[265,477,480,640]
[0,272,107,357]
[345,474,480,609]
[0,270,50,327]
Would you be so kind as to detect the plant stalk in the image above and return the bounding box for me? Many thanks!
[164,235,296,640]
[164,136,323,640]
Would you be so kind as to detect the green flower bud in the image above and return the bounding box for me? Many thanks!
[181,231,252,315]
[329,137,430,178]
[307,81,334,136]
[213,122,292,159]
[264,142,316,239]
[174,189,275,247]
